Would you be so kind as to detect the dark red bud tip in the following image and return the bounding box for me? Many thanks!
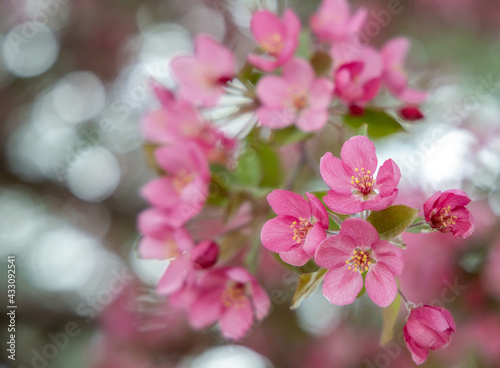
[349,104,365,116]
[217,76,233,85]
[191,240,219,270]
[399,106,424,121]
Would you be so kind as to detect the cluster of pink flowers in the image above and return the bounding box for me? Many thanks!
[135,0,474,363]
[261,135,474,364]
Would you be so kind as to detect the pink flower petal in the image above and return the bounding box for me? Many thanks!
[322,267,363,306]
[283,58,315,89]
[267,189,312,219]
[279,247,311,266]
[257,106,295,129]
[450,207,475,238]
[361,189,399,211]
[250,281,271,321]
[156,255,192,295]
[371,240,404,275]
[376,159,401,197]
[303,222,327,257]
[296,108,328,132]
[320,153,354,195]
[261,215,297,253]
[340,135,378,175]
[247,54,280,73]
[256,75,290,107]
[141,177,180,208]
[308,78,334,109]
[305,192,329,227]
[188,288,222,329]
[195,34,235,78]
[423,191,442,222]
[315,234,357,269]
[250,10,285,45]
[339,218,380,248]
[323,190,363,215]
[220,300,253,340]
[397,88,427,104]
[365,263,398,307]
[382,37,409,66]
[404,326,429,365]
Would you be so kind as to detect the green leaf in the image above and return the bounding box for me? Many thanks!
[405,216,432,233]
[380,290,401,346]
[343,109,405,138]
[231,147,262,188]
[355,123,369,137]
[296,29,312,59]
[271,126,313,146]
[367,205,419,241]
[291,268,328,310]
[258,145,284,187]
[310,51,332,77]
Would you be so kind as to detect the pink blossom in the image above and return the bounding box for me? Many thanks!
[248,9,301,72]
[141,93,236,164]
[311,0,367,43]
[315,218,404,307]
[170,34,235,107]
[404,305,456,365]
[137,208,193,259]
[381,37,427,104]
[331,46,383,107]
[256,58,333,132]
[423,189,474,238]
[261,190,329,266]
[187,267,270,340]
[320,135,401,214]
[157,240,220,296]
[141,143,210,227]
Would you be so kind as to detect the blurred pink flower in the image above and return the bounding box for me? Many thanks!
[320,135,401,214]
[256,58,333,132]
[310,0,367,43]
[404,305,456,365]
[315,218,404,307]
[381,37,427,104]
[483,238,500,299]
[170,34,235,107]
[141,143,210,227]
[423,189,474,238]
[157,240,220,296]
[188,267,270,340]
[261,190,328,266]
[331,46,383,107]
[137,208,193,259]
[248,9,301,72]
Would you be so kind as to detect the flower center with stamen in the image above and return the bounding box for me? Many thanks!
[221,282,247,308]
[261,33,285,56]
[432,206,458,230]
[290,217,313,243]
[173,169,194,193]
[345,248,374,273]
[165,239,180,259]
[351,167,376,195]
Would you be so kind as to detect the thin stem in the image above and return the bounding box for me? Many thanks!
[328,212,343,227]
[408,220,427,228]
[398,288,416,311]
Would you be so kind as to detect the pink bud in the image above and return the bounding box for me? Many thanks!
[191,240,219,270]
[399,106,424,121]
[404,305,456,365]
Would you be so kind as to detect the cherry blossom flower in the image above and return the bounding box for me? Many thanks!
[261,190,329,266]
[331,46,383,107]
[187,267,270,340]
[311,0,367,43]
[320,135,401,214]
[248,9,301,72]
[381,37,427,104]
[137,208,193,259]
[170,34,235,107]
[404,305,456,365]
[423,189,474,238]
[141,143,210,227]
[315,218,404,307]
[256,58,333,132]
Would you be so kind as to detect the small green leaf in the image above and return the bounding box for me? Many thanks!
[291,268,328,310]
[405,217,432,233]
[296,29,312,59]
[310,51,332,77]
[271,126,313,146]
[380,291,401,346]
[343,109,405,138]
[232,147,262,188]
[367,205,419,241]
[258,145,284,188]
[355,123,369,137]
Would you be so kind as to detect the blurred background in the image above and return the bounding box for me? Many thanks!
[0,0,500,367]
